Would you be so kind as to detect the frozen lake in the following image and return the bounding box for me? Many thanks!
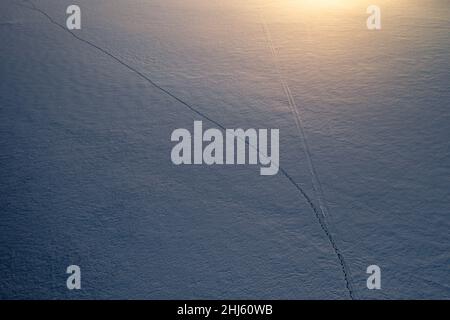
[0,0,449,299]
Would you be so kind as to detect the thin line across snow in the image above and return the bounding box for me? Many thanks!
[259,14,355,299]
[19,0,355,299]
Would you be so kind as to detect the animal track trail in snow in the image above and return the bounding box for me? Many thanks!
[260,13,355,299]
[19,0,355,299]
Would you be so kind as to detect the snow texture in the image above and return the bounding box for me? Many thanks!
[0,0,449,299]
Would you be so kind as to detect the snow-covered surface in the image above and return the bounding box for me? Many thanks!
[0,0,449,299]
